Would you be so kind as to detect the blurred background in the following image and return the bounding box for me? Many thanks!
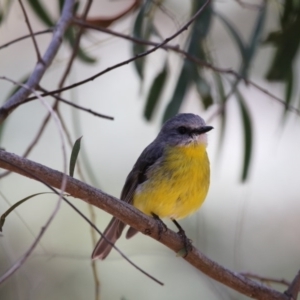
[0,0,300,299]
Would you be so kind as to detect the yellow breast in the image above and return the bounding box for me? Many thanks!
[133,143,210,220]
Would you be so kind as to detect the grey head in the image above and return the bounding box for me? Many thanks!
[157,113,213,146]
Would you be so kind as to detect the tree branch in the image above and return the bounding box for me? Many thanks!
[0,150,290,300]
[0,0,74,124]
[0,29,53,50]
[22,0,212,102]
[285,270,300,300]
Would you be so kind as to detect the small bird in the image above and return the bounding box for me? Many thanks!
[92,113,213,260]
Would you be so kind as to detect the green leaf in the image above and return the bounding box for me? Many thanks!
[69,136,82,177]
[213,72,227,152]
[163,0,212,122]
[144,62,168,121]
[266,1,300,81]
[163,63,192,122]
[0,0,13,24]
[236,90,253,182]
[0,192,52,231]
[58,0,64,12]
[26,0,54,27]
[65,27,97,64]
[193,72,213,110]
[281,69,293,121]
[214,11,247,61]
[242,2,267,78]
[132,0,155,79]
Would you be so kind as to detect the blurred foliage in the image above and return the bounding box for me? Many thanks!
[1,0,300,181]
[130,0,299,181]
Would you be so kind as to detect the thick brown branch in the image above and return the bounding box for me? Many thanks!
[0,150,290,300]
[285,270,300,300]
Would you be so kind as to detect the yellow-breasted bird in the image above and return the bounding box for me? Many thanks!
[92,113,213,260]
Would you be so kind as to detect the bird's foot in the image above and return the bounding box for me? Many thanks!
[177,228,192,257]
[151,213,167,240]
[172,219,193,257]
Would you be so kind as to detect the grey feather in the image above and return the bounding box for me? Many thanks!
[91,136,164,259]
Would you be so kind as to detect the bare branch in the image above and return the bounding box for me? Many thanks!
[18,0,41,61]
[0,150,290,300]
[0,196,61,284]
[0,76,68,284]
[24,0,212,102]
[0,29,53,50]
[0,156,164,286]
[39,86,114,120]
[0,0,74,124]
[58,0,93,90]
[64,18,300,118]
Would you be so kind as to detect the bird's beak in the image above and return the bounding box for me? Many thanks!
[199,126,213,134]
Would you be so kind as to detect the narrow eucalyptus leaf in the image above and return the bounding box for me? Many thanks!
[132,0,154,79]
[0,192,53,231]
[69,136,82,177]
[144,63,168,121]
[26,0,54,26]
[236,90,253,182]
[163,64,192,122]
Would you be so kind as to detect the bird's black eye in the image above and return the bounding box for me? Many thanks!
[178,126,187,134]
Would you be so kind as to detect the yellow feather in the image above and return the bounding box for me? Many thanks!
[133,142,210,220]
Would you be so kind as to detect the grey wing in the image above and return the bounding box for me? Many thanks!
[125,141,165,239]
[91,140,164,259]
[91,170,139,260]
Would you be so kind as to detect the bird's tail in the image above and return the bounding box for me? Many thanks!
[91,217,126,260]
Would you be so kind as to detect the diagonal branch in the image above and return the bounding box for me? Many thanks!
[18,0,42,60]
[0,150,290,300]
[285,270,300,300]
[22,0,212,103]
[73,19,300,118]
[0,0,74,124]
[0,29,53,50]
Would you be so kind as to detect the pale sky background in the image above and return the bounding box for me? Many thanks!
[0,1,300,300]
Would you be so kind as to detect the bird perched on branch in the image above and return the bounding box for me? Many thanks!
[92,113,213,260]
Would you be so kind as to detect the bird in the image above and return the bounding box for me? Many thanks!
[92,113,213,260]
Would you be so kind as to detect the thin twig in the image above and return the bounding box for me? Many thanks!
[0,76,67,175]
[0,75,68,284]
[38,86,114,120]
[0,29,53,50]
[58,0,93,90]
[25,0,212,101]
[0,196,61,284]
[0,0,74,124]
[0,157,164,286]
[64,18,300,118]
[18,0,42,61]
[0,190,48,252]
